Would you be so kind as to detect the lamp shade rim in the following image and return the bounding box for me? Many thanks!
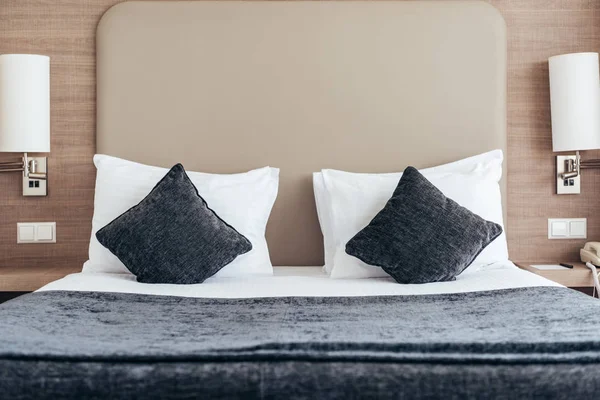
[552,143,600,153]
[549,52,599,62]
[0,146,50,153]
[0,54,50,60]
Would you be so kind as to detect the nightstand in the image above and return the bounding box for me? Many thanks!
[515,262,599,297]
[0,265,79,303]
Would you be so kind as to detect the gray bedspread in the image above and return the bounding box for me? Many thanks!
[1,287,600,399]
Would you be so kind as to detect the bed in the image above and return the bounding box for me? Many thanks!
[3,265,600,398]
[2,1,600,399]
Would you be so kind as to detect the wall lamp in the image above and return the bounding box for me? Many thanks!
[549,52,600,194]
[0,54,50,196]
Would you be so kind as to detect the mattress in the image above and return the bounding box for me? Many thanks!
[3,263,599,400]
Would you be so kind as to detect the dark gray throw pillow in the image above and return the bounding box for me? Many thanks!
[345,167,502,284]
[96,164,252,284]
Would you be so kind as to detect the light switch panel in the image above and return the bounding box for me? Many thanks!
[17,222,56,243]
[548,218,586,239]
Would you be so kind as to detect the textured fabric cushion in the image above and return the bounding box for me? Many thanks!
[96,164,252,284]
[345,167,502,284]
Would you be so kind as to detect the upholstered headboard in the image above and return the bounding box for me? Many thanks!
[97,1,507,266]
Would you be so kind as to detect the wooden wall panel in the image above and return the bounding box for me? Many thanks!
[0,0,599,269]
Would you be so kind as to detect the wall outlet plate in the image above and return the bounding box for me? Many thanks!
[23,157,47,196]
[556,155,581,194]
[556,155,580,194]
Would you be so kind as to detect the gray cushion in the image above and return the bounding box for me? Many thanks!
[96,164,252,284]
[345,167,502,284]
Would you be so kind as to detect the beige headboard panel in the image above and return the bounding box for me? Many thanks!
[97,1,507,266]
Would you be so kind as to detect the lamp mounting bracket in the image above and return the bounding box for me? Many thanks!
[0,153,48,196]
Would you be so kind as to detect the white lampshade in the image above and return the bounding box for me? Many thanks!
[0,54,50,153]
[549,52,600,152]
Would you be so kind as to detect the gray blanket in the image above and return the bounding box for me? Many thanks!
[1,287,600,399]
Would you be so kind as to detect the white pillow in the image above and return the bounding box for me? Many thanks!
[314,150,506,274]
[313,173,335,274]
[83,155,279,277]
[317,150,507,278]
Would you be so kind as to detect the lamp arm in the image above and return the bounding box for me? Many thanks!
[580,159,600,168]
[0,153,46,180]
[558,151,581,179]
[0,168,24,172]
[0,159,24,172]
[0,161,24,167]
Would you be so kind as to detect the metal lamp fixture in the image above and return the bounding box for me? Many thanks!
[549,52,600,194]
[0,54,50,196]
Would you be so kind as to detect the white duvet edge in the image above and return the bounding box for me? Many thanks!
[37,262,561,299]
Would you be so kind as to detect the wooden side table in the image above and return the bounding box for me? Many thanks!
[0,265,79,303]
[515,262,599,297]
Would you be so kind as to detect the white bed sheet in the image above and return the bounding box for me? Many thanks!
[38,261,560,298]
